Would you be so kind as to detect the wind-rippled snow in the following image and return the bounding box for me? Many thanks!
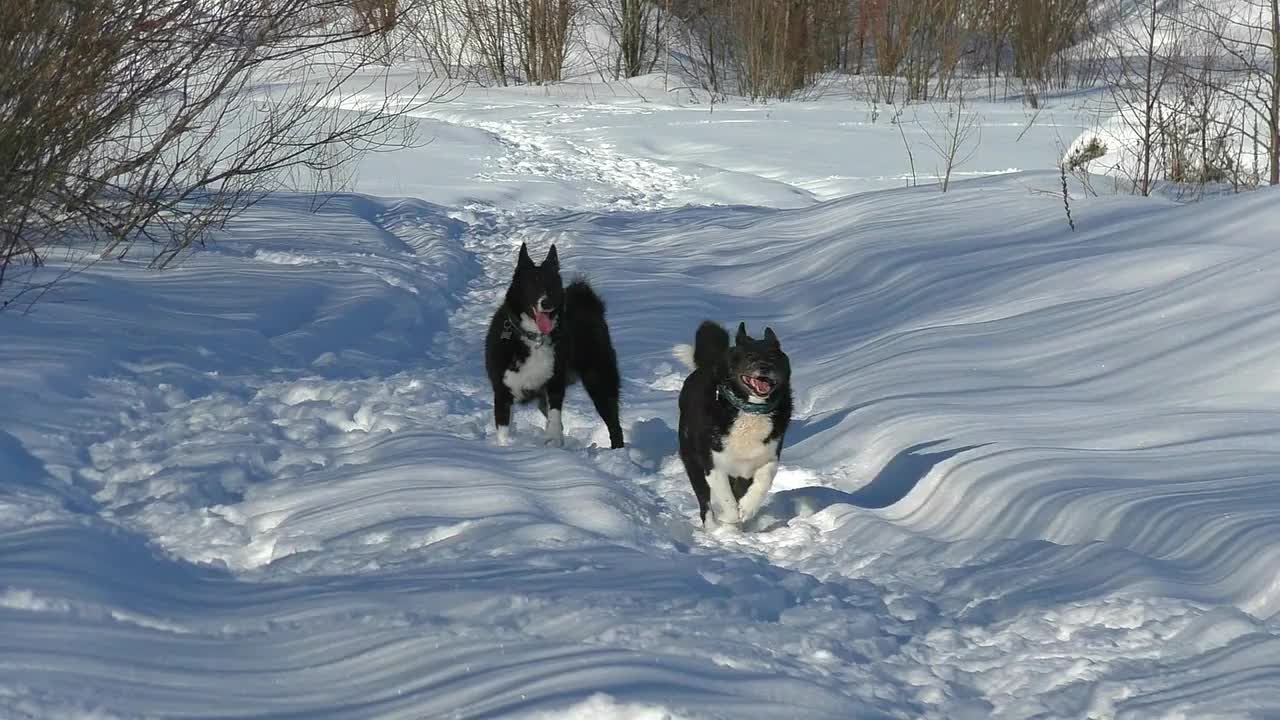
[3,79,1280,719]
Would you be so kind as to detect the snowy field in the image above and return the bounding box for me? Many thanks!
[4,76,1280,719]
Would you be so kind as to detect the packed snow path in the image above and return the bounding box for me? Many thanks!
[4,85,1280,719]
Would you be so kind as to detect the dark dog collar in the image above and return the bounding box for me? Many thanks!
[717,382,778,414]
[503,309,555,346]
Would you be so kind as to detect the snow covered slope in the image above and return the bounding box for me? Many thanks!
[3,82,1280,719]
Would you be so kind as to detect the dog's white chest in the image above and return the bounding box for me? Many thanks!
[713,413,778,477]
[504,340,554,400]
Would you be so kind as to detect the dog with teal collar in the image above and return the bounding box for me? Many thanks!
[674,321,792,528]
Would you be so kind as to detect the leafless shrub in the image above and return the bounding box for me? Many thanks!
[891,104,919,186]
[899,0,966,102]
[730,0,808,99]
[512,0,575,83]
[1059,161,1076,230]
[456,0,518,84]
[1012,0,1089,107]
[666,0,796,99]
[868,0,914,102]
[588,0,664,79]
[1104,0,1182,196]
[450,0,575,85]
[1178,0,1279,186]
[354,0,400,32]
[404,0,476,78]
[667,0,726,97]
[920,101,982,191]
[0,0,444,309]
[971,0,1015,97]
[1064,136,1105,195]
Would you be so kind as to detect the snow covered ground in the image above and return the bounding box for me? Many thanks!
[4,78,1280,719]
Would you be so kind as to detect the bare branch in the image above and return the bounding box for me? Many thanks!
[1,0,451,307]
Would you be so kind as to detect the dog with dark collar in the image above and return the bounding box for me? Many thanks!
[484,242,625,449]
[674,321,792,528]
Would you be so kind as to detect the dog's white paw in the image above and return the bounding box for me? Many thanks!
[495,426,512,446]
[737,499,764,524]
[710,501,741,526]
[704,515,743,535]
[543,409,564,448]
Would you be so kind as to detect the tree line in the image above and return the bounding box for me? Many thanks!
[2,0,1277,305]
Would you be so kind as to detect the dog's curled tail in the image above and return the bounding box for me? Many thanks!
[564,277,606,317]
[673,320,729,372]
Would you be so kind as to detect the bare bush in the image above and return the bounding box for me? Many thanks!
[891,104,920,187]
[457,0,518,83]
[673,0,816,99]
[354,0,400,32]
[449,0,575,85]
[1012,0,1089,107]
[667,0,726,96]
[920,101,982,191]
[1179,0,1279,185]
[1161,44,1240,192]
[1059,161,1076,230]
[899,0,966,101]
[404,0,476,77]
[663,0,1116,104]
[589,0,664,79]
[867,0,914,102]
[0,0,442,309]
[972,0,1015,92]
[730,0,803,98]
[1064,135,1105,195]
[513,0,575,83]
[1104,0,1182,196]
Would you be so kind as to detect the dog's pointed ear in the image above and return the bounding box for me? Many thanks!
[543,244,559,272]
[736,322,749,346]
[764,326,780,347]
[517,242,534,269]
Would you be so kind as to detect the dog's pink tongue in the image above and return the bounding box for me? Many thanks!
[534,311,553,334]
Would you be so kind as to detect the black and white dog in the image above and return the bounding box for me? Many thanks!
[675,321,792,529]
[484,242,625,449]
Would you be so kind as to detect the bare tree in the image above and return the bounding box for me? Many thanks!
[354,0,401,32]
[590,0,664,78]
[1104,0,1183,195]
[668,0,815,100]
[405,0,478,78]
[511,0,575,83]
[1012,0,1088,107]
[0,0,443,308]
[891,103,920,187]
[457,0,517,84]
[1179,0,1279,185]
[973,0,1014,92]
[667,0,727,96]
[866,0,914,102]
[729,0,805,99]
[1159,29,1244,192]
[920,100,982,191]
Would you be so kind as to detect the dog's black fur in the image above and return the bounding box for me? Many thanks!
[677,321,792,527]
[484,242,625,449]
